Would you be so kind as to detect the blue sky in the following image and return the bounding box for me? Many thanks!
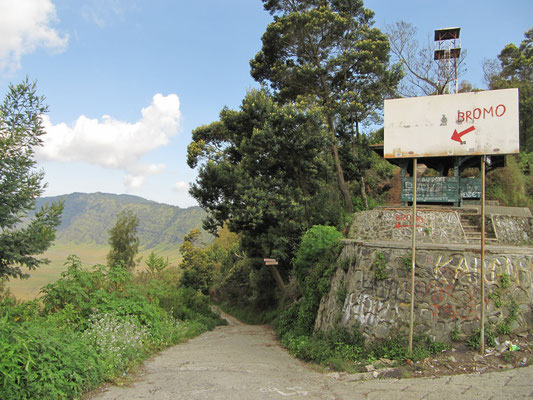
[1,0,531,208]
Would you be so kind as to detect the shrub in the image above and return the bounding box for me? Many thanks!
[83,311,150,376]
[1,252,228,399]
[0,317,104,400]
[293,225,343,286]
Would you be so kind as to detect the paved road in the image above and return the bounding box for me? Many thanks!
[88,314,533,400]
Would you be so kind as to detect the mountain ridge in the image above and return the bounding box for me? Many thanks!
[33,192,207,249]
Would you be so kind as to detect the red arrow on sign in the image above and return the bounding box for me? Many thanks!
[451,126,475,143]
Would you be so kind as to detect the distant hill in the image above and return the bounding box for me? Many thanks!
[33,192,208,249]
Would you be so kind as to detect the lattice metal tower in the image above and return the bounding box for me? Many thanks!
[434,27,461,94]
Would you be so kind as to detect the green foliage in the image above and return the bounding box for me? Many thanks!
[106,209,140,270]
[251,0,402,211]
[218,302,277,325]
[279,325,449,369]
[401,254,412,273]
[489,291,503,308]
[188,89,343,266]
[450,327,460,342]
[336,288,347,304]
[32,192,209,248]
[179,229,215,294]
[280,325,365,365]
[372,251,388,280]
[487,274,519,337]
[466,327,497,350]
[275,226,343,338]
[486,28,532,152]
[487,155,533,210]
[485,30,532,208]
[496,300,520,336]
[145,251,169,275]
[2,250,226,399]
[83,311,150,376]
[500,273,511,289]
[0,317,105,400]
[293,225,343,286]
[0,78,63,279]
[339,255,351,272]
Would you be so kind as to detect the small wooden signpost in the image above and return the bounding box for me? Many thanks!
[264,258,286,296]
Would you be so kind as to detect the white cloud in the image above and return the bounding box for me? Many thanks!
[0,0,68,73]
[124,164,165,189]
[81,0,137,28]
[174,181,189,192]
[38,93,182,189]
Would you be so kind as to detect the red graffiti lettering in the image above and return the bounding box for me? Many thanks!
[495,104,506,117]
[483,106,493,118]
[457,104,507,122]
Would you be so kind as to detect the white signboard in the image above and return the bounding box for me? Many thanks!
[384,88,519,158]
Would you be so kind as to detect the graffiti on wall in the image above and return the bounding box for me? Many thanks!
[343,293,401,326]
[415,254,532,321]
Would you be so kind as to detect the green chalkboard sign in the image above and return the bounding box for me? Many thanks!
[402,176,459,203]
[460,178,482,199]
[401,176,481,204]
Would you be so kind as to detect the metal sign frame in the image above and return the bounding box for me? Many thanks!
[384,88,519,159]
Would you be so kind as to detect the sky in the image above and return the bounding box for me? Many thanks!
[0,0,531,208]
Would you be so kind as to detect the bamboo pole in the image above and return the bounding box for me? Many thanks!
[409,158,417,353]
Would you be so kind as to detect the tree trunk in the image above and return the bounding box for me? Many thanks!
[353,120,368,210]
[327,114,353,213]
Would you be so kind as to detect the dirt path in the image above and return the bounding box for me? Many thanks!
[87,313,533,399]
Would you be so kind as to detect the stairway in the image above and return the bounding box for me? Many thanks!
[459,211,498,244]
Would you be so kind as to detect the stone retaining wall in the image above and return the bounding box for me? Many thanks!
[315,241,533,343]
[493,215,533,245]
[349,208,467,244]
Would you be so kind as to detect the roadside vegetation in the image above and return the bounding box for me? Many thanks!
[1,2,531,398]
[0,222,226,399]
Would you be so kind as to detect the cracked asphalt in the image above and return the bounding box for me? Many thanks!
[86,313,533,400]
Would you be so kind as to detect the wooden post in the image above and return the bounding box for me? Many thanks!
[480,156,486,355]
[409,158,417,353]
[264,259,287,297]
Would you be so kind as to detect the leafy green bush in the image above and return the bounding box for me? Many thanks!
[293,225,343,286]
[0,317,104,400]
[487,155,533,211]
[83,311,150,377]
[1,252,227,399]
[372,251,388,280]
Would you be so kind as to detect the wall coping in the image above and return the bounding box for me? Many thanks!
[340,239,533,255]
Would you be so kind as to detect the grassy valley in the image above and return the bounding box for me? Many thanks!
[7,192,207,299]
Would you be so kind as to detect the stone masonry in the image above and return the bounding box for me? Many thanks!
[315,208,533,343]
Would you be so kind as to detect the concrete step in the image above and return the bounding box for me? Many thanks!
[465,233,496,238]
[467,239,499,244]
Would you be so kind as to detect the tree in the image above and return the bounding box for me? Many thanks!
[106,209,139,270]
[179,229,214,294]
[485,28,532,153]
[0,79,63,280]
[386,21,467,96]
[145,251,169,275]
[187,89,340,266]
[251,0,402,211]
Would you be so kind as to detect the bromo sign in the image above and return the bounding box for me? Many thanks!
[384,88,519,158]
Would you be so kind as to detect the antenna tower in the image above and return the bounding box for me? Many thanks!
[434,27,461,94]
